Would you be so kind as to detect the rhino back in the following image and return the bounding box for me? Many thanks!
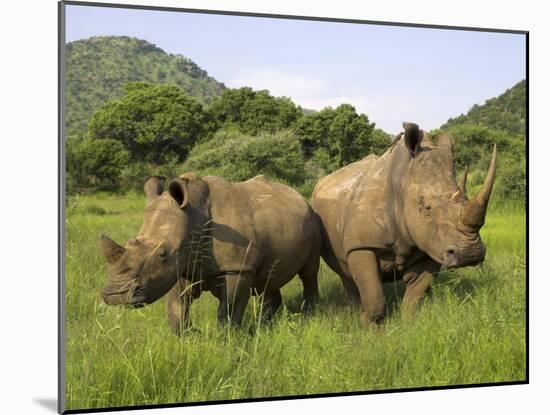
[204,175,319,289]
[313,153,394,268]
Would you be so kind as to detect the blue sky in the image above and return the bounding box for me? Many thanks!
[66,4,526,134]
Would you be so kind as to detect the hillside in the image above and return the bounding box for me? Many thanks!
[65,36,225,135]
[441,80,526,137]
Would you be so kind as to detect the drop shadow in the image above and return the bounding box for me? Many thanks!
[34,398,57,412]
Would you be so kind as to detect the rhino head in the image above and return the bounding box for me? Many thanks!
[100,175,208,307]
[395,123,496,268]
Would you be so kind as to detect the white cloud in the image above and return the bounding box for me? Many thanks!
[229,69,387,121]
[228,69,326,100]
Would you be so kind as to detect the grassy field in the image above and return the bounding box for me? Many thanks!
[64,192,526,411]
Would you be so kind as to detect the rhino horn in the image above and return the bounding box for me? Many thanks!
[458,165,469,198]
[144,176,165,198]
[461,145,497,229]
[100,234,126,264]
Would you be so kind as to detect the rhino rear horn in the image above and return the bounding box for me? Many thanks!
[451,165,469,202]
[144,176,165,199]
[100,234,126,264]
[461,145,497,229]
[458,165,469,197]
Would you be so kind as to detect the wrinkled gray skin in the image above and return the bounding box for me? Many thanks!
[100,173,321,334]
[312,123,497,326]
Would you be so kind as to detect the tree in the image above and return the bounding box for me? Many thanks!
[208,87,301,135]
[370,128,393,155]
[87,82,213,164]
[294,104,380,168]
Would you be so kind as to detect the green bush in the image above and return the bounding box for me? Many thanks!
[182,129,306,185]
[66,136,129,192]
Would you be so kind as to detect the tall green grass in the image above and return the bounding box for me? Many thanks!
[64,193,526,410]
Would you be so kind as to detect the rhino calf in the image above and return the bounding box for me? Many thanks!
[100,173,321,334]
[312,123,496,326]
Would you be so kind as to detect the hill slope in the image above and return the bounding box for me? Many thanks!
[65,36,225,135]
[441,80,526,137]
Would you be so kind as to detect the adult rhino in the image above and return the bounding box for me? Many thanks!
[312,122,496,326]
[100,173,320,334]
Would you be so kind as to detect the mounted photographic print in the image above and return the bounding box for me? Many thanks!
[58,1,528,413]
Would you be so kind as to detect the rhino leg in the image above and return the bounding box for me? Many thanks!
[299,250,320,313]
[339,275,361,303]
[166,279,195,336]
[401,259,441,318]
[347,250,386,326]
[260,290,282,321]
[216,272,252,327]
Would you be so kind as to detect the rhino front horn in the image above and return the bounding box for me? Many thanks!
[100,234,126,264]
[461,144,497,229]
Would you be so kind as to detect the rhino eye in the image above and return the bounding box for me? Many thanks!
[423,205,432,216]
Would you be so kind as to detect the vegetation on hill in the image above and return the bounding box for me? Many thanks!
[442,80,526,137]
[65,36,225,135]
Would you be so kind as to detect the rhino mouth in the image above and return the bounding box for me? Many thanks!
[127,287,147,308]
[102,285,146,307]
[442,244,486,268]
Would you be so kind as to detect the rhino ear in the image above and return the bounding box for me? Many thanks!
[168,178,190,209]
[402,122,423,156]
[144,176,165,199]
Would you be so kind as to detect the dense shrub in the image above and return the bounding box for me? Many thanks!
[66,136,130,192]
[182,129,306,185]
